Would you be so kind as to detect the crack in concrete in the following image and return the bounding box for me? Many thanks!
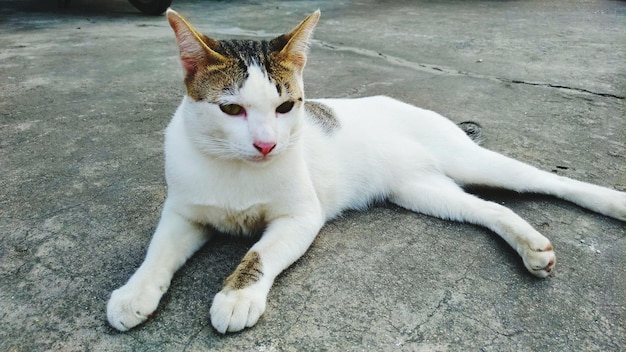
[501,79,624,99]
[277,283,315,337]
[402,259,478,344]
[182,321,210,352]
[315,40,625,100]
[403,289,452,344]
[457,309,523,338]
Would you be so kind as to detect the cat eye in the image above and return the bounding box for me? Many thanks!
[276,101,295,114]
[219,104,245,116]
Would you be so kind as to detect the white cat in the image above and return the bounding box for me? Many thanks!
[107,9,626,334]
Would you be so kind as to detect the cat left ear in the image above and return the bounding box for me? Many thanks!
[166,9,228,78]
[275,10,321,71]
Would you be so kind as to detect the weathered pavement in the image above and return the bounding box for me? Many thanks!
[1,0,624,350]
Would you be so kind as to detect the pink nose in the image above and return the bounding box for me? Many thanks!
[253,142,276,156]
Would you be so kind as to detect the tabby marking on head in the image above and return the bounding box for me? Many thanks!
[168,13,316,104]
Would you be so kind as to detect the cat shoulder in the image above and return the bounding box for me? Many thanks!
[303,100,340,134]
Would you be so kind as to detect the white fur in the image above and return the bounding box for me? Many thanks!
[108,63,626,334]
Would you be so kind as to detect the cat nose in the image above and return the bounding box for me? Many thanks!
[253,142,276,156]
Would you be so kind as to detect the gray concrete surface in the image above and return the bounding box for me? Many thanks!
[1,0,624,350]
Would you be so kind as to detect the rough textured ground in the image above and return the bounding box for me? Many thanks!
[1,0,624,351]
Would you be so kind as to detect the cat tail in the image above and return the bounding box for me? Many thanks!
[457,121,483,145]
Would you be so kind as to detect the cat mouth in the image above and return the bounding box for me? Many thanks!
[246,155,274,164]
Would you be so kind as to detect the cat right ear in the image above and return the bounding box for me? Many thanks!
[166,9,227,77]
[274,10,321,71]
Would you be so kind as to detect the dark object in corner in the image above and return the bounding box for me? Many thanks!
[128,0,172,15]
[58,0,172,15]
[457,121,484,145]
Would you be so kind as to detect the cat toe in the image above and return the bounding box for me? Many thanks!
[522,243,556,278]
[210,287,267,334]
[106,284,162,331]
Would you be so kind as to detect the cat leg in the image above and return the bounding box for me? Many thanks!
[107,205,209,331]
[210,213,324,334]
[389,174,556,277]
[443,146,626,221]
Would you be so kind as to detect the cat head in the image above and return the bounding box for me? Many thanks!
[167,9,320,164]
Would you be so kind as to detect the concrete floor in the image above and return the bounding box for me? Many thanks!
[1,0,624,350]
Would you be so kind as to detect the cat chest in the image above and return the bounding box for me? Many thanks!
[183,202,268,236]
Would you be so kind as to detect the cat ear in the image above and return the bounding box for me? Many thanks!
[166,9,227,77]
[274,10,321,71]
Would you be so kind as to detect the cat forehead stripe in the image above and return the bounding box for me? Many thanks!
[214,39,300,97]
[216,40,272,68]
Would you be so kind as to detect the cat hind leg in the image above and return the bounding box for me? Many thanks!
[389,175,555,277]
[441,145,626,221]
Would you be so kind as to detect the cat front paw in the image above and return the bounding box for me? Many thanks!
[210,287,267,334]
[107,282,165,331]
[520,238,556,278]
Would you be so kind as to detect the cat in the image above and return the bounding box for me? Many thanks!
[107,9,626,334]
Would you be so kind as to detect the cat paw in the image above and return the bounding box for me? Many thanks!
[520,239,556,278]
[210,287,267,334]
[107,282,164,331]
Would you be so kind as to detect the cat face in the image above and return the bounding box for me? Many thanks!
[167,10,320,164]
[181,63,303,164]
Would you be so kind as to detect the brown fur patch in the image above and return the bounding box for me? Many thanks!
[185,58,247,102]
[305,101,339,133]
[223,251,264,291]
